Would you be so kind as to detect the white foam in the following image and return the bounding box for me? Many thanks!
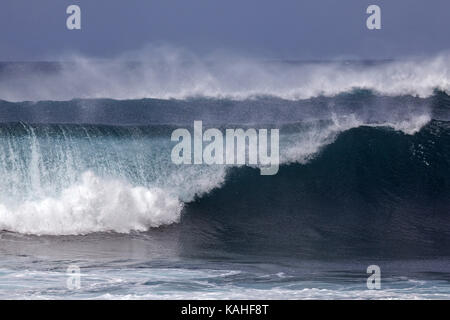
[99,287,450,300]
[0,171,182,235]
[2,264,449,299]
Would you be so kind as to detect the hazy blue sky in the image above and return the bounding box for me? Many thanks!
[0,0,449,60]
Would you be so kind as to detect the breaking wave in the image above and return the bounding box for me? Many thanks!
[0,109,444,235]
[0,54,449,236]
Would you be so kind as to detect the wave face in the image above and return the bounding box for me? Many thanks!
[181,120,450,258]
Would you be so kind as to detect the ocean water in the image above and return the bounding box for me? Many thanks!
[0,56,450,299]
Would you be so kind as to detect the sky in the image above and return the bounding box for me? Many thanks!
[0,0,449,61]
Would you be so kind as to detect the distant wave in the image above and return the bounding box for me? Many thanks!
[0,51,449,102]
